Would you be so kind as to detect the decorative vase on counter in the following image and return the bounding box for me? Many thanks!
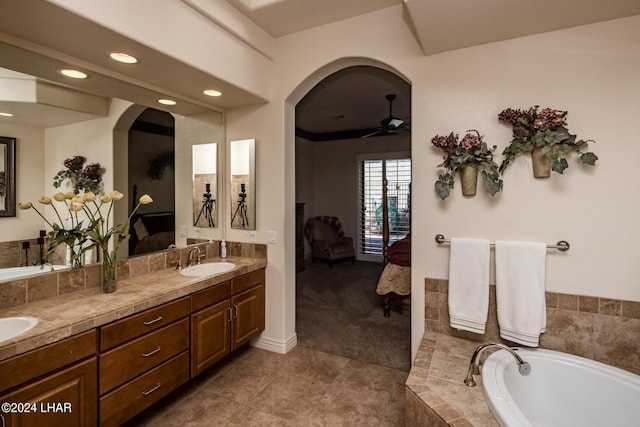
[531,146,552,178]
[69,244,84,268]
[101,249,117,293]
[460,164,478,196]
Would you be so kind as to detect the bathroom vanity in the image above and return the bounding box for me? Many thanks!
[0,256,266,427]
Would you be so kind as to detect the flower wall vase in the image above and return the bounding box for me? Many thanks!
[531,146,552,178]
[101,249,117,293]
[460,164,478,196]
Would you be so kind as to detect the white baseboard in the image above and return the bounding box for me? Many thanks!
[251,333,297,354]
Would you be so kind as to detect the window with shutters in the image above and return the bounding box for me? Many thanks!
[357,154,411,262]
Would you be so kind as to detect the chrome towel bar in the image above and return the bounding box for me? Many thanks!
[435,234,570,252]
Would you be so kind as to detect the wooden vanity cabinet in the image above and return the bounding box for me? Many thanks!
[98,297,191,427]
[190,268,265,377]
[0,330,97,427]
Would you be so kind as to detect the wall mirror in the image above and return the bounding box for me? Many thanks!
[192,143,218,228]
[230,138,256,230]
[0,136,16,217]
[0,41,224,278]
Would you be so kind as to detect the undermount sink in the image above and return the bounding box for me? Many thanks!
[0,316,38,343]
[180,262,236,277]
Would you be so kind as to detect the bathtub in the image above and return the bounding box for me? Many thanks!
[482,348,640,427]
[0,265,69,281]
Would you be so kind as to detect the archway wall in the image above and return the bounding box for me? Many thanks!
[227,6,640,360]
[225,5,423,356]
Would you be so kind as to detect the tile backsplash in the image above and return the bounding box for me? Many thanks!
[0,241,266,310]
[425,277,640,375]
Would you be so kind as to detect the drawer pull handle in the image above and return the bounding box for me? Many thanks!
[143,316,163,326]
[142,347,161,357]
[228,307,232,322]
[142,383,161,396]
[233,304,238,319]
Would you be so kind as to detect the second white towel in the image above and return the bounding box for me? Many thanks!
[448,237,491,334]
[495,240,547,347]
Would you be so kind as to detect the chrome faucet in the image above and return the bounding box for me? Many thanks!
[187,247,203,267]
[463,342,531,387]
[39,262,54,271]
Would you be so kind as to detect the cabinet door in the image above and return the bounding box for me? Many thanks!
[0,358,97,427]
[231,284,265,350]
[191,299,231,377]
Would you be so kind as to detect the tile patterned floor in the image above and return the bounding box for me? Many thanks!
[128,345,409,426]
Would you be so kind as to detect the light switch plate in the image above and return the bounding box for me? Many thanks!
[266,231,277,244]
[179,225,187,237]
[249,231,257,242]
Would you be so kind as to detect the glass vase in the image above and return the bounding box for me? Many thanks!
[101,249,117,293]
[69,244,84,268]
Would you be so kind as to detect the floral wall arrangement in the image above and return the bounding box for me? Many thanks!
[431,107,599,199]
[498,106,598,176]
[431,130,502,200]
[53,155,103,194]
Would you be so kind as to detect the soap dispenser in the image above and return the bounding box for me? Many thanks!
[220,240,227,258]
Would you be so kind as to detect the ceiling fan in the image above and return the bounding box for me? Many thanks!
[361,94,410,138]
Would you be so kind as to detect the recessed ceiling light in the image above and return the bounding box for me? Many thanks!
[203,89,222,97]
[109,52,138,64]
[0,112,14,117]
[59,69,88,79]
[158,99,176,106]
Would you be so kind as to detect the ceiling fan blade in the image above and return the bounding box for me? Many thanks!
[361,129,382,138]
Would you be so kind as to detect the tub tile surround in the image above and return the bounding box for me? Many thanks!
[0,241,267,362]
[424,278,640,375]
[406,278,640,426]
[406,333,498,427]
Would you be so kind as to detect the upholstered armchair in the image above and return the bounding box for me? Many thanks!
[304,216,355,268]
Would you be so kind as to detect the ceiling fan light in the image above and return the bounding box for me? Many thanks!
[389,118,404,128]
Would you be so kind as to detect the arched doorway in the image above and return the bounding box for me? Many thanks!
[290,61,412,370]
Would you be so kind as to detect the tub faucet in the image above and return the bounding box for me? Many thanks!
[39,262,54,271]
[464,342,531,387]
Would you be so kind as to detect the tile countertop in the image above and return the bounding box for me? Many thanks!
[0,256,267,362]
[406,333,500,427]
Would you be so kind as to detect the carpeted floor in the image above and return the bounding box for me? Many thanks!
[296,260,412,372]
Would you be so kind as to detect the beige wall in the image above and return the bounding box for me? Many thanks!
[0,123,44,240]
[19,3,640,359]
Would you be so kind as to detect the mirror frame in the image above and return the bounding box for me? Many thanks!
[0,136,16,217]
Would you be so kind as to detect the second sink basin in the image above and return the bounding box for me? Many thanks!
[180,262,236,277]
[0,316,38,344]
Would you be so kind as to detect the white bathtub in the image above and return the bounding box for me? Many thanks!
[482,348,640,427]
[0,265,70,281]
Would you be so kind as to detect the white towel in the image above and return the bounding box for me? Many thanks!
[448,237,491,334]
[495,241,547,347]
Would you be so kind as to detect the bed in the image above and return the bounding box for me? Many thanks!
[375,176,411,316]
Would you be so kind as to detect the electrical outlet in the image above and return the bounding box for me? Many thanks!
[266,231,277,244]
[249,231,257,242]
[194,227,201,237]
[179,225,187,237]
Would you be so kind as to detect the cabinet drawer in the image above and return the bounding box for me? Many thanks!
[231,268,265,295]
[99,351,189,427]
[0,330,96,394]
[100,297,190,351]
[191,280,231,312]
[99,318,189,394]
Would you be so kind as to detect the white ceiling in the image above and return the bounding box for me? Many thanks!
[0,0,638,132]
